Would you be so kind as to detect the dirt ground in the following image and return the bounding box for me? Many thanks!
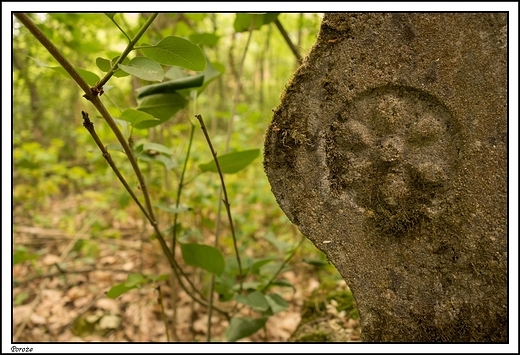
[12,196,361,343]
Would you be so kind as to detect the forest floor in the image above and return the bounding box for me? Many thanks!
[12,195,361,343]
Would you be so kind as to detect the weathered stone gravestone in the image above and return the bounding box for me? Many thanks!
[264,13,507,342]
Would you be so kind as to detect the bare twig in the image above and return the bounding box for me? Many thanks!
[205,18,257,340]
[82,107,217,313]
[81,111,151,222]
[95,13,158,89]
[261,235,305,293]
[81,111,227,316]
[274,18,303,65]
[195,114,243,283]
[16,11,229,324]
[172,123,195,252]
[156,286,171,342]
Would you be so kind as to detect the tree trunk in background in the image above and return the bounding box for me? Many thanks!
[13,50,43,142]
[264,13,507,342]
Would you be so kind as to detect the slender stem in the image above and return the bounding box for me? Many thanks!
[172,123,195,252]
[95,13,158,89]
[108,16,131,41]
[87,96,157,219]
[81,111,151,221]
[261,236,305,293]
[84,102,217,313]
[156,286,171,342]
[274,18,303,65]
[15,13,154,226]
[207,19,257,335]
[14,15,145,204]
[16,13,228,317]
[195,115,243,285]
[168,116,196,342]
[88,101,227,316]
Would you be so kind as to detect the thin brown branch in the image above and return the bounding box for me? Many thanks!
[81,111,151,222]
[95,13,158,89]
[274,18,303,65]
[81,112,227,316]
[16,12,228,319]
[195,114,243,285]
[156,286,171,342]
[172,123,195,252]
[261,235,305,293]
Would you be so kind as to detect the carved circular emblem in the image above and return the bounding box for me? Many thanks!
[326,86,459,234]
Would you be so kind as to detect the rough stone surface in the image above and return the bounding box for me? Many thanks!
[264,13,507,342]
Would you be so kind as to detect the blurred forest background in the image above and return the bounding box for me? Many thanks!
[12,13,360,342]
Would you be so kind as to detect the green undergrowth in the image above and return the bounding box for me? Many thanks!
[290,282,360,342]
[301,288,360,323]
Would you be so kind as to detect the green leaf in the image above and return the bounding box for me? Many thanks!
[124,273,146,287]
[13,246,39,265]
[111,56,131,77]
[136,93,188,128]
[28,56,100,85]
[178,60,224,97]
[199,149,260,174]
[303,257,329,267]
[105,13,116,20]
[234,13,279,32]
[14,292,30,306]
[134,142,176,169]
[236,291,270,312]
[152,155,177,170]
[180,243,225,275]
[163,59,224,98]
[262,232,291,252]
[269,279,296,292]
[16,158,39,169]
[148,273,169,282]
[142,142,173,155]
[235,281,262,291]
[118,57,164,82]
[140,36,206,71]
[215,277,236,302]
[106,283,138,299]
[265,293,289,314]
[28,56,50,68]
[96,56,130,77]
[106,272,150,299]
[119,109,158,127]
[136,74,204,99]
[77,68,100,85]
[249,258,274,275]
[189,33,220,48]
[51,66,100,86]
[106,143,125,153]
[96,57,112,72]
[225,317,267,342]
[156,203,190,214]
[164,66,189,81]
